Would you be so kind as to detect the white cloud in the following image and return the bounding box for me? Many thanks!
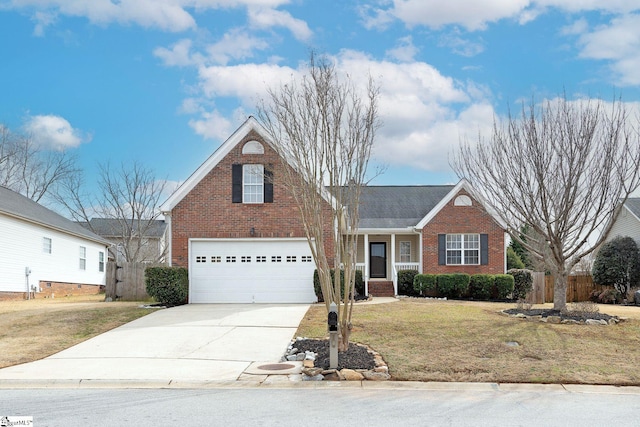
[188,109,233,140]
[23,115,89,150]
[575,13,640,85]
[247,6,312,41]
[205,28,270,65]
[154,39,202,67]
[385,36,418,62]
[364,0,640,31]
[438,31,484,57]
[5,0,296,33]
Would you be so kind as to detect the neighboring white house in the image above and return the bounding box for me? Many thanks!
[0,186,110,299]
[604,198,640,246]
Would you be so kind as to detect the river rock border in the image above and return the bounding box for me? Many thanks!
[282,339,390,381]
[500,310,623,325]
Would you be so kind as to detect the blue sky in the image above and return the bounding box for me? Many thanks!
[2,0,640,201]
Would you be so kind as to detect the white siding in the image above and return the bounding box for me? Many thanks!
[606,207,640,246]
[0,214,107,293]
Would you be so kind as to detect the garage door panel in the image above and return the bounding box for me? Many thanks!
[190,239,317,303]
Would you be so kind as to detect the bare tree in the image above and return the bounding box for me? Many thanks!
[0,124,78,203]
[454,95,640,310]
[258,53,381,350]
[56,161,168,264]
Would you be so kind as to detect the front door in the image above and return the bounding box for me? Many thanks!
[370,242,387,279]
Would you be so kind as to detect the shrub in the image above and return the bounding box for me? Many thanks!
[507,246,525,270]
[493,274,515,300]
[468,274,494,300]
[508,269,533,300]
[590,288,623,305]
[313,269,364,302]
[397,270,420,296]
[437,273,470,299]
[592,236,640,300]
[145,266,188,306]
[413,274,437,295]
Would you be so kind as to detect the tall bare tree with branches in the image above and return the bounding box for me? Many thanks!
[56,161,168,263]
[0,124,78,204]
[258,53,381,350]
[453,95,640,310]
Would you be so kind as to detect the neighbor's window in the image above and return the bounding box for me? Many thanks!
[43,237,52,254]
[399,241,411,263]
[99,251,105,272]
[446,234,479,265]
[243,164,264,203]
[79,246,87,270]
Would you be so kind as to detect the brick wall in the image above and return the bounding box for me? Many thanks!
[422,189,505,275]
[170,130,335,267]
[38,281,103,298]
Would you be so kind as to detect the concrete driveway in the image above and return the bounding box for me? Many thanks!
[0,303,310,386]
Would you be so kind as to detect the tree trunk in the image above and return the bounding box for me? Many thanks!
[553,271,568,311]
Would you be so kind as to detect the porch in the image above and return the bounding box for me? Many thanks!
[353,232,421,297]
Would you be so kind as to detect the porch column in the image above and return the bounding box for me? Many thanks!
[364,233,369,296]
[418,230,423,274]
[391,233,397,295]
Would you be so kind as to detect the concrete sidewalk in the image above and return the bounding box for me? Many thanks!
[0,303,310,386]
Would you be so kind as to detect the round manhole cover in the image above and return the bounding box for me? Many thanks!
[257,363,295,371]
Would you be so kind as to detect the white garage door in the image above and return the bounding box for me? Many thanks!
[189,239,318,303]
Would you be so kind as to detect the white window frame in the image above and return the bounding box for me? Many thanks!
[99,251,105,272]
[446,234,479,265]
[399,241,411,263]
[79,246,87,270]
[243,164,264,204]
[43,237,52,254]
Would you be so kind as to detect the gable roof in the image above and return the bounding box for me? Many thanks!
[85,218,167,239]
[0,186,110,245]
[358,185,454,229]
[623,198,640,221]
[161,116,271,212]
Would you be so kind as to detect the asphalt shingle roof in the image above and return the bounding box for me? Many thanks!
[357,185,455,229]
[0,186,109,245]
[625,198,640,219]
[87,218,167,238]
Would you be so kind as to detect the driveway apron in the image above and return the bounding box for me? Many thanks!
[0,304,310,385]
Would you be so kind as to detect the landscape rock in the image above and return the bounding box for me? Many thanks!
[340,369,364,381]
[635,290,640,305]
[302,374,324,381]
[546,315,561,324]
[586,319,608,326]
[302,367,324,377]
[362,371,391,381]
[303,359,314,368]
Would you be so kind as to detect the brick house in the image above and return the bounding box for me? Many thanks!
[161,117,507,303]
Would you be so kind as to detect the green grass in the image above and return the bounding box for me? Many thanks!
[297,299,640,385]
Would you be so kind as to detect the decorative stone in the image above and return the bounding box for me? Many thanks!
[373,366,389,373]
[515,313,526,318]
[546,315,561,324]
[362,371,391,381]
[324,371,343,381]
[296,353,306,361]
[586,319,607,325]
[286,355,298,361]
[608,318,619,325]
[302,367,324,377]
[340,369,364,381]
[302,374,324,381]
[304,351,315,361]
[289,347,298,355]
[561,319,581,325]
[303,359,314,368]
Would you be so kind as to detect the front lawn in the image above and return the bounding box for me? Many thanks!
[296,299,640,385]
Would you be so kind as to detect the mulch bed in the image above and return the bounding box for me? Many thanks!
[293,338,376,370]
[503,308,616,322]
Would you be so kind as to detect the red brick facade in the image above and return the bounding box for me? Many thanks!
[421,189,505,275]
[170,130,335,267]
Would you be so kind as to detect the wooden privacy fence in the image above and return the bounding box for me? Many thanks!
[105,262,163,301]
[541,274,607,303]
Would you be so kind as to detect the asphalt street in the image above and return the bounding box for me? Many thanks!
[1,385,638,427]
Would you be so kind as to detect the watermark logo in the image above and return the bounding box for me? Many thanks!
[0,416,33,426]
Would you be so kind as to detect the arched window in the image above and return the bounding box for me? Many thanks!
[454,195,472,206]
[242,140,264,154]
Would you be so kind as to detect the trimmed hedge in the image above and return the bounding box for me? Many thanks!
[413,274,437,295]
[508,269,533,300]
[313,269,364,302]
[468,274,494,300]
[145,266,188,306]
[397,270,420,296]
[437,273,470,299]
[494,274,515,300]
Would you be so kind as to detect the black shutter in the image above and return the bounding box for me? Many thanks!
[264,168,273,203]
[480,234,489,265]
[438,234,446,265]
[232,164,242,203]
